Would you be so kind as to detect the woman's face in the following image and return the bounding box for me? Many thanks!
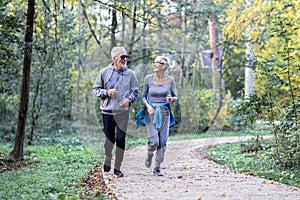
[152,57,167,72]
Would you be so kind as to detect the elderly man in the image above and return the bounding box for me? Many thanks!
[93,47,139,177]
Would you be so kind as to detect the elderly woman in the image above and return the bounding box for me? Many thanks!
[142,55,177,176]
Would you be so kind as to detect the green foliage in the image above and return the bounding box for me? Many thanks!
[225,98,247,131]
[126,136,147,149]
[0,0,245,143]
[221,46,246,99]
[206,139,300,187]
[170,88,201,134]
[273,122,300,169]
[1,0,79,141]
[0,0,23,95]
[0,135,100,200]
[234,94,266,127]
[196,89,214,131]
[0,0,22,140]
[0,95,18,140]
[168,131,259,141]
[234,92,299,169]
[230,0,300,170]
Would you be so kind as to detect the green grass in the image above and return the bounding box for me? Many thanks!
[126,130,267,147]
[205,139,300,187]
[0,135,103,200]
[168,130,259,141]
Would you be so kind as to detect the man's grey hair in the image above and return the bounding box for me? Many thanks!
[111,47,127,60]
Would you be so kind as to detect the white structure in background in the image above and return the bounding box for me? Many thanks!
[200,50,213,68]
[163,52,176,68]
[245,0,255,98]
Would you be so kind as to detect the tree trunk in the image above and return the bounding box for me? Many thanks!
[181,15,187,85]
[76,0,84,103]
[10,0,35,160]
[245,63,254,98]
[121,8,125,46]
[28,79,41,145]
[28,118,35,145]
[179,6,186,86]
[244,0,254,98]
[202,16,223,132]
[128,0,137,54]
[209,16,220,91]
[111,0,117,49]
[141,0,148,78]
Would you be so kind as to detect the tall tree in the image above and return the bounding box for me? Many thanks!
[10,0,36,160]
[128,0,137,54]
[244,0,254,98]
[207,15,223,131]
[111,0,117,49]
[209,16,221,91]
[76,0,84,103]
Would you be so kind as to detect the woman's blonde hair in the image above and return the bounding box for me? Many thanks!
[156,56,169,67]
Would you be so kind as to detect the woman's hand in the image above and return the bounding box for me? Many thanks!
[166,95,176,103]
[146,105,155,115]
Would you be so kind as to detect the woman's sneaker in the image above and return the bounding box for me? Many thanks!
[145,153,153,168]
[114,169,124,178]
[153,169,163,176]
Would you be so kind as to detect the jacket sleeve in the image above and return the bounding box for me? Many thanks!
[128,71,139,103]
[92,70,107,98]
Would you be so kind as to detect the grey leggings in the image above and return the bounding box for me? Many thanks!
[146,109,170,170]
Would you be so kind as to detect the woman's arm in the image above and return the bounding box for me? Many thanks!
[142,76,155,115]
[167,77,177,103]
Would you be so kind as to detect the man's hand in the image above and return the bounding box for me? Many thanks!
[107,89,117,97]
[119,98,130,107]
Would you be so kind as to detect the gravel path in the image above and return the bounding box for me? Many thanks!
[103,136,300,200]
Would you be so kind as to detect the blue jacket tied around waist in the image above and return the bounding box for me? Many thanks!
[135,99,175,129]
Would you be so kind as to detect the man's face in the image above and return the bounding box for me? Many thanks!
[114,52,129,71]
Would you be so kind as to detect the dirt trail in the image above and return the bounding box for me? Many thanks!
[103,136,300,200]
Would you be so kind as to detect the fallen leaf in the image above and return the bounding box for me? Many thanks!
[110,183,116,187]
[108,190,114,194]
[200,169,208,172]
[193,178,201,180]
